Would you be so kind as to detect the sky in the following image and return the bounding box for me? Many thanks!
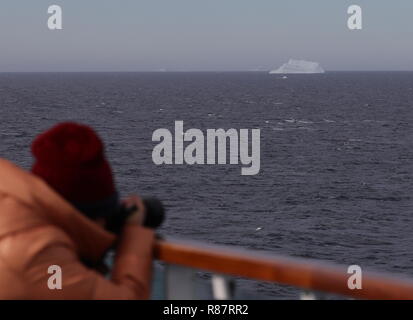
[0,0,412,71]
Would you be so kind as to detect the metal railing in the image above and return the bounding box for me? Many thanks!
[154,237,413,300]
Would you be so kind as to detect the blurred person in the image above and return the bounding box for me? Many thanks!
[0,122,154,299]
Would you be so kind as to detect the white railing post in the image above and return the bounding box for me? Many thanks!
[211,274,235,300]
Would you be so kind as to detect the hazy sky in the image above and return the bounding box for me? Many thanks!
[0,0,412,71]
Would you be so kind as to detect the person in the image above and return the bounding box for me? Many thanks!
[0,122,154,299]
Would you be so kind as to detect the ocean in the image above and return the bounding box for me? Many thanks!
[0,72,412,298]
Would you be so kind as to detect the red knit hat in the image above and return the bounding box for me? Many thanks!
[31,122,117,215]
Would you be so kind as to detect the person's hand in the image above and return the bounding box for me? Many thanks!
[122,195,146,226]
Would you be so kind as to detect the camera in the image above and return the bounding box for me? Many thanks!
[139,197,165,229]
[107,197,165,234]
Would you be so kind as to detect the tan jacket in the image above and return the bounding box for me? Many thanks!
[0,159,154,299]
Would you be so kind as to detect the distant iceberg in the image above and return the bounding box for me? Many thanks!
[269,59,325,74]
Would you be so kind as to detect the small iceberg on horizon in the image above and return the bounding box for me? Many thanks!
[269,59,325,74]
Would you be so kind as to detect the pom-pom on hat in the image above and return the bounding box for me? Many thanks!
[31,122,118,218]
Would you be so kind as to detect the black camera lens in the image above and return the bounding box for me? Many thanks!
[142,197,165,229]
[106,197,165,234]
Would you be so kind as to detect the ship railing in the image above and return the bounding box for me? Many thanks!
[154,237,413,300]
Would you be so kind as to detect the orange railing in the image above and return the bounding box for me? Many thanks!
[154,237,413,300]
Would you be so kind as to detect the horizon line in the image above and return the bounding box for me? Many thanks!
[1,70,413,73]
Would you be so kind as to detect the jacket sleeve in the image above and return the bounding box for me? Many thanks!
[25,225,155,300]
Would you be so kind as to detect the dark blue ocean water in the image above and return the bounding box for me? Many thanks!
[0,72,412,298]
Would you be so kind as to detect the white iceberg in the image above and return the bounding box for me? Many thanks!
[269,59,325,74]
